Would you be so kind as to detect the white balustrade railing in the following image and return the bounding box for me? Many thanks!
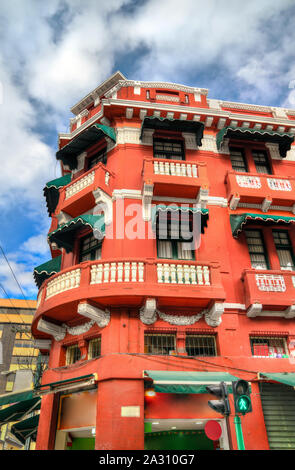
[36,288,43,309]
[65,171,95,199]
[91,262,145,284]
[153,160,198,178]
[45,269,81,299]
[156,263,210,285]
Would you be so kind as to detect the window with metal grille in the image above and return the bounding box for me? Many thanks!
[252,150,271,174]
[229,148,248,172]
[153,138,185,160]
[144,333,176,355]
[157,240,194,260]
[245,230,269,269]
[88,337,101,359]
[79,233,102,262]
[185,335,217,356]
[87,147,107,170]
[66,345,81,365]
[273,230,295,271]
[250,336,288,357]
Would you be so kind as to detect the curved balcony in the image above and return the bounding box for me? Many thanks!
[142,158,209,200]
[226,171,295,210]
[242,269,295,317]
[32,258,225,334]
[57,163,114,218]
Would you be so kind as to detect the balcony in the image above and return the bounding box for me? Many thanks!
[32,258,225,331]
[242,269,295,318]
[142,158,209,200]
[226,171,295,211]
[57,163,114,217]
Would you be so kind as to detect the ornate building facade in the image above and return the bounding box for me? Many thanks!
[32,71,295,450]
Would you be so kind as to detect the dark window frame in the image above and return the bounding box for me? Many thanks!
[153,138,185,161]
[87,147,107,170]
[245,229,270,270]
[252,149,272,175]
[250,336,288,357]
[185,334,217,357]
[156,239,195,260]
[79,232,102,263]
[229,146,248,172]
[272,229,295,271]
[144,333,176,355]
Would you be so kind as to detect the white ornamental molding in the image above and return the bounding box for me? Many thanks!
[236,175,261,189]
[156,94,180,102]
[204,303,224,327]
[141,128,154,146]
[72,152,87,175]
[93,188,113,225]
[139,299,157,325]
[229,194,240,210]
[116,127,141,145]
[142,182,154,222]
[201,134,218,153]
[246,303,263,318]
[57,211,72,225]
[182,132,198,150]
[267,178,292,191]
[219,138,230,154]
[196,187,209,209]
[157,309,204,326]
[37,318,66,342]
[265,142,281,160]
[64,320,96,336]
[256,274,286,292]
[77,302,110,328]
[179,113,187,121]
[285,305,295,319]
[261,197,272,213]
[286,146,295,162]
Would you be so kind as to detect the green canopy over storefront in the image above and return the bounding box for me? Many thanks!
[48,214,105,253]
[230,213,295,238]
[152,205,209,236]
[0,389,34,407]
[11,415,39,444]
[216,126,294,158]
[33,256,62,288]
[144,371,241,394]
[43,174,72,215]
[140,117,204,146]
[0,397,41,425]
[260,372,295,387]
[56,124,116,170]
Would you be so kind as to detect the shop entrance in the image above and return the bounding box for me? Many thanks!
[144,419,226,450]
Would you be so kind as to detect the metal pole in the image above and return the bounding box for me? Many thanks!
[234,415,245,450]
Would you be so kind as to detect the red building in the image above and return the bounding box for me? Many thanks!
[32,71,295,450]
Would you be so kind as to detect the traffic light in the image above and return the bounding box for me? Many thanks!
[232,380,252,415]
[206,381,231,416]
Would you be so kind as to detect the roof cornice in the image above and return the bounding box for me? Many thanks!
[104,80,208,98]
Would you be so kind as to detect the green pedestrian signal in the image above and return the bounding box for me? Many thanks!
[232,380,252,415]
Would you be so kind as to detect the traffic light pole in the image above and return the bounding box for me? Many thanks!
[234,415,245,450]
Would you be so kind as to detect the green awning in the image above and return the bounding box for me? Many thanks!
[35,374,95,391]
[152,205,209,237]
[0,389,34,407]
[140,117,204,146]
[34,374,96,396]
[230,213,295,238]
[43,174,72,215]
[0,397,41,425]
[11,414,39,444]
[56,124,116,170]
[48,214,105,253]
[260,372,295,387]
[144,371,240,394]
[216,126,294,158]
[33,256,62,289]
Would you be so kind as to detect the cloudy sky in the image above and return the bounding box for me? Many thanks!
[0,0,295,299]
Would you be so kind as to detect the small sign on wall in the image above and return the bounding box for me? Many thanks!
[121,406,140,417]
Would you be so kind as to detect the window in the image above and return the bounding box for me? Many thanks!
[185,335,217,356]
[87,147,107,170]
[88,337,101,359]
[273,230,295,271]
[66,344,81,365]
[245,230,269,269]
[157,240,194,260]
[153,138,185,160]
[144,333,176,355]
[230,148,247,172]
[250,336,288,357]
[252,150,271,174]
[79,233,102,262]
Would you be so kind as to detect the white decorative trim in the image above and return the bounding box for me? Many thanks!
[139,298,157,325]
[112,189,142,200]
[219,138,230,154]
[205,116,214,127]
[223,303,246,310]
[37,318,66,342]
[241,122,250,128]
[196,187,209,209]
[229,120,238,127]
[116,127,141,145]
[285,305,295,319]
[66,171,95,199]
[77,302,110,328]
[141,128,154,146]
[182,132,198,150]
[153,110,161,118]
[266,125,273,131]
[126,108,133,119]
[256,274,286,292]
[157,309,204,326]
[208,99,221,110]
[285,146,295,162]
[104,80,208,98]
[253,123,262,130]
[57,211,72,225]
[139,109,147,120]
[65,320,95,336]
[93,188,113,225]
[207,196,228,207]
[222,101,272,113]
[261,197,272,213]
[142,182,154,222]
[201,134,218,153]
[204,303,224,327]
[166,112,174,119]
[237,202,294,212]
[217,118,227,130]
[156,94,180,103]
[229,194,240,210]
[247,303,262,318]
[72,152,87,175]
[272,107,287,119]
[265,142,281,160]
